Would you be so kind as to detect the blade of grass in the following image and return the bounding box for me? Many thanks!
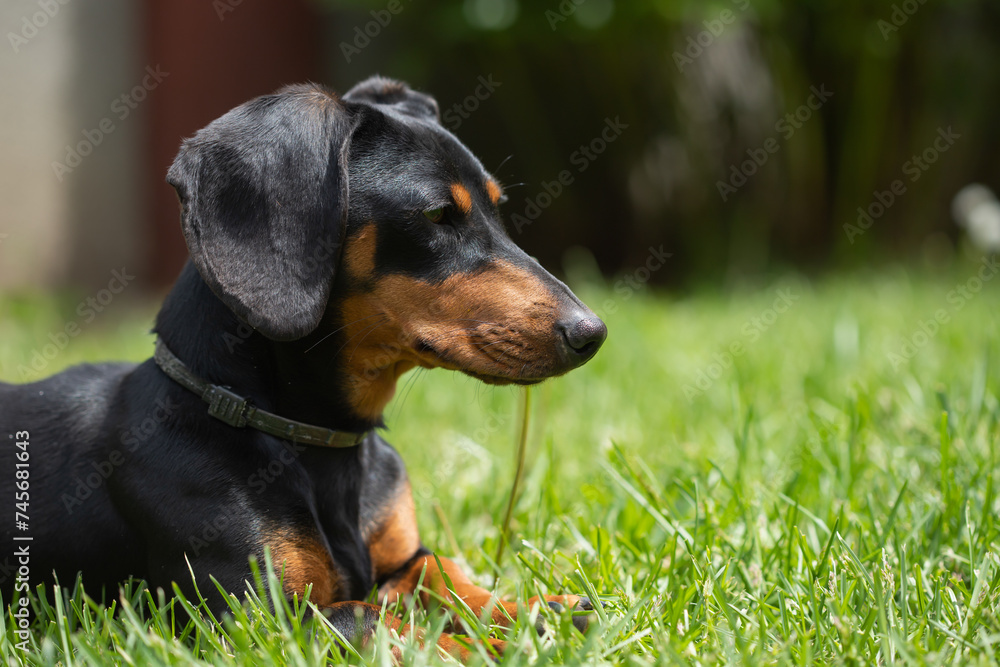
[496,386,532,569]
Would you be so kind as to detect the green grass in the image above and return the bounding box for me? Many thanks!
[2,259,1000,665]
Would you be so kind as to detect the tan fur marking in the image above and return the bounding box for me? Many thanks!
[378,554,580,630]
[343,223,377,279]
[367,481,421,580]
[450,183,473,215]
[267,529,341,606]
[322,600,505,660]
[335,260,561,421]
[485,179,503,205]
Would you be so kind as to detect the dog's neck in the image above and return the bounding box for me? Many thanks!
[153,262,384,434]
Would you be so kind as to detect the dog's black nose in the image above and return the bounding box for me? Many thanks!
[558,314,607,363]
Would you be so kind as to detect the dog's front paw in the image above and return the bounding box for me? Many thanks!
[437,635,506,663]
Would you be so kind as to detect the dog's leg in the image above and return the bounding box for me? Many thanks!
[365,469,593,634]
[379,554,593,633]
[322,601,505,661]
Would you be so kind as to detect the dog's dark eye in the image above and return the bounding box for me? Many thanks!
[423,208,445,223]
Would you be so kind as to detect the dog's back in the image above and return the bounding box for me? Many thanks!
[0,362,143,601]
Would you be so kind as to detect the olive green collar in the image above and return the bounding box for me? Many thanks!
[153,338,367,448]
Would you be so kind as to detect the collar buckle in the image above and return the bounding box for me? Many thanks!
[205,385,251,428]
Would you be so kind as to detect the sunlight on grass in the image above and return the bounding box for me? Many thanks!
[2,259,1000,665]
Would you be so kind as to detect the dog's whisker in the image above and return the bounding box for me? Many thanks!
[418,328,478,346]
[332,316,389,361]
[441,318,507,328]
[305,313,386,354]
[480,346,526,366]
[473,341,519,356]
[347,320,390,364]
[388,367,424,424]
[492,154,514,174]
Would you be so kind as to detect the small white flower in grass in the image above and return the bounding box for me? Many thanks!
[702,576,713,599]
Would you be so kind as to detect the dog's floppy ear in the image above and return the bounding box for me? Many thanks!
[167,85,356,341]
[343,75,440,124]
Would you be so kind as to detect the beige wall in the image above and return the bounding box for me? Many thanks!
[0,0,143,290]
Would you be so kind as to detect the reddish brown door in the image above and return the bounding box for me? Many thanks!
[145,0,321,288]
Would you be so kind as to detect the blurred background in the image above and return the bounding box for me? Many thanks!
[0,0,998,292]
[4,3,1000,657]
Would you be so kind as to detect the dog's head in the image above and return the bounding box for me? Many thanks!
[168,77,606,421]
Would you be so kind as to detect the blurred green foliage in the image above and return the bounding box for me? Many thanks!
[323,0,1000,284]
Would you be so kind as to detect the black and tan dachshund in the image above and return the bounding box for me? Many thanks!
[0,76,606,658]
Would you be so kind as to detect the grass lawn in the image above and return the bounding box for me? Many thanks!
[1,258,999,665]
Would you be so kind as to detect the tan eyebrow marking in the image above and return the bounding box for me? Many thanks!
[485,179,503,205]
[450,183,473,215]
